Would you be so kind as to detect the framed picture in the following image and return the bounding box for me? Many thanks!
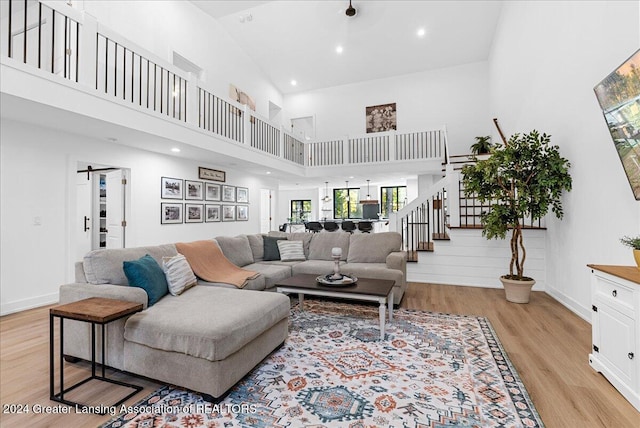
[161,203,183,224]
[185,180,203,200]
[161,177,183,199]
[222,205,236,221]
[185,204,203,223]
[236,187,249,203]
[222,185,236,202]
[198,167,226,182]
[205,204,221,222]
[366,102,397,134]
[205,183,221,201]
[236,205,249,221]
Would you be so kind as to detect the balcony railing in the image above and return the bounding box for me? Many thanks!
[96,32,187,122]
[2,0,79,81]
[1,0,447,171]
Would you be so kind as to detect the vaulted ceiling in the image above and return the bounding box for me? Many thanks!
[192,1,503,94]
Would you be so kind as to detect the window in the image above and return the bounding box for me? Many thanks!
[333,188,362,219]
[290,200,311,223]
[380,186,407,218]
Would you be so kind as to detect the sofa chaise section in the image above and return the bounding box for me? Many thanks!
[60,242,290,400]
[123,286,289,399]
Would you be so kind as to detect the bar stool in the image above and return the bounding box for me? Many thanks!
[341,220,356,233]
[323,221,339,232]
[357,221,373,233]
[307,221,323,233]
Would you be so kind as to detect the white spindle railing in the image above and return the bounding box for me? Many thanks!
[197,88,245,143]
[395,130,444,160]
[348,132,391,164]
[283,130,304,165]
[307,139,345,166]
[249,112,280,157]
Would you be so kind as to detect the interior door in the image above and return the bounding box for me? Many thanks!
[105,170,126,249]
[76,172,93,259]
[260,189,272,233]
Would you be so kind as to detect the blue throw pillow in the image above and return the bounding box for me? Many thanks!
[123,254,169,306]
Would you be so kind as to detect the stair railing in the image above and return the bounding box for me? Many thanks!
[390,174,456,260]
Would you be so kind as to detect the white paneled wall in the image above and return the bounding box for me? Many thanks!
[408,228,546,291]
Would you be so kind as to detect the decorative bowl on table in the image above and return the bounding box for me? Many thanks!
[316,274,358,286]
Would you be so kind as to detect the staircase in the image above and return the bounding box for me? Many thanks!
[391,154,544,263]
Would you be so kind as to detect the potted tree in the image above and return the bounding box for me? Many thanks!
[461,130,572,303]
[620,235,640,269]
[470,135,493,156]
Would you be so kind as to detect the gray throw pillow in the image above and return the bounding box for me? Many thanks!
[263,236,287,261]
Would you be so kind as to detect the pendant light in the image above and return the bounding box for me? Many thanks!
[366,179,371,200]
[322,182,332,202]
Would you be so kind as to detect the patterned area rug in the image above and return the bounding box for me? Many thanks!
[100,300,544,427]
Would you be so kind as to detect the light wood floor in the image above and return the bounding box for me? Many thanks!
[1,283,638,427]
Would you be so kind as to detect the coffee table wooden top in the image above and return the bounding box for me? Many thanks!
[50,297,143,323]
[276,274,394,297]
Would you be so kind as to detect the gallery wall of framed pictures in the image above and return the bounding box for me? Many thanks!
[160,175,249,225]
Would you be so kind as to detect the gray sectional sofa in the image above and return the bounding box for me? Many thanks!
[59,231,406,400]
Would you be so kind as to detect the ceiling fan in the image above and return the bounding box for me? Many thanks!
[345,0,357,17]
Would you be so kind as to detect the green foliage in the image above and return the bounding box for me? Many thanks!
[620,235,640,250]
[461,130,572,279]
[470,135,493,155]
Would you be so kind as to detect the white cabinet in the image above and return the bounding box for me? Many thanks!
[588,265,640,412]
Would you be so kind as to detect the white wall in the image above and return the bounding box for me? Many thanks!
[489,0,640,319]
[80,0,282,119]
[283,61,491,154]
[0,119,277,315]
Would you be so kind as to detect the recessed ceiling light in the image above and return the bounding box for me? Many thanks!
[171,147,181,153]
[266,171,272,175]
[336,45,344,54]
[417,27,426,38]
[290,80,297,86]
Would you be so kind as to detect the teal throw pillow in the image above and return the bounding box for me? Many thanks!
[123,254,169,306]
[263,236,287,261]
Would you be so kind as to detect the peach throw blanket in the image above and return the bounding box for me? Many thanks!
[175,240,258,289]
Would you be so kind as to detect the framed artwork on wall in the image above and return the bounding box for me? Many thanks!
[236,187,249,203]
[185,204,203,223]
[161,203,183,224]
[205,204,221,222]
[365,102,397,133]
[185,180,204,200]
[237,205,249,221]
[161,177,183,199]
[198,167,226,182]
[222,205,236,221]
[205,183,221,201]
[222,185,236,202]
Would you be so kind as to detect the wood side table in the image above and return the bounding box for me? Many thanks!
[49,297,143,413]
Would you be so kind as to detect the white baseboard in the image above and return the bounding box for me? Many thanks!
[545,286,591,323]
[1,292,59,316]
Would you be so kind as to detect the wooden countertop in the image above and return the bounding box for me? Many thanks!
[587,264,640,285]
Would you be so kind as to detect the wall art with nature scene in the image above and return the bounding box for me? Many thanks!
[366,102,396,133]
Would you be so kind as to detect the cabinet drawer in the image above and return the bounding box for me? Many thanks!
[595,275,634,312]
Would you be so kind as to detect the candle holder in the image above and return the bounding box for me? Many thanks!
[330,247,342,280]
